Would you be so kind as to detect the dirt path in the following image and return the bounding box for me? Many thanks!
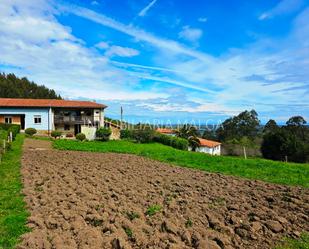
[18,139,309,249]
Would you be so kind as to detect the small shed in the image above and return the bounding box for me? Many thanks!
[190,138,221,155]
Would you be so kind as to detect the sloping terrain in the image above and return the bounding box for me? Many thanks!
[18,139,309,249]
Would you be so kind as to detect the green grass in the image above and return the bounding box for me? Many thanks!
[0,129,7,140]
[0,135,29,249]
[145,205,162,216]
[274,233,309,249]
[53,140,309,187]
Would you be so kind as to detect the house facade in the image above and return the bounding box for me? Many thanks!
[189,138,221,155]
[0,98,106,135]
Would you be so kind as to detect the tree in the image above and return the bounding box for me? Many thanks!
[216,110,260,141]
[261,125,309,163]
[0,73,61,99]
[202,129,217,140]
[286,116,307,141]
[263,119,279,133]
[188,136,201,152]
[175,124,199,139]
[176,125,200,151]
[286,116,307,127]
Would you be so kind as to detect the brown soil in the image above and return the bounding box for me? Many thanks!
[18,139,309,249]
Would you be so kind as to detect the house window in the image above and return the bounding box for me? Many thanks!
[34,115,41,124]
[64,124,70,130]
[4,116,12,124]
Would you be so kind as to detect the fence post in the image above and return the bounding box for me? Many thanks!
[9,132,13,143]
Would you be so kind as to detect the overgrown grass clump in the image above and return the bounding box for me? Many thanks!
[0,135,29,248]
[145,205,162,216]
[53,140,309,187]
[274,233,309,249]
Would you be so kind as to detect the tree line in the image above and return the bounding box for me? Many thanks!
[0,73,61,99]
[203,110,309,163]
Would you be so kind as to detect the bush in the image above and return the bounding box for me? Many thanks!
[51,130,62,139]
[25,128,37,136]
[96,127,111,141]
[76,133,86,141]
[0,124,20,140]
[153,133,188,150]
[0,129,8,140]
[120,129,133,139]
[132,129,155,143]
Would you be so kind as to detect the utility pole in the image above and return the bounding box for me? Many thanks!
[120,106,123,130]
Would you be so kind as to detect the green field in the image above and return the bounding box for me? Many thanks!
[0,135,29,249]
[54,139,309,188]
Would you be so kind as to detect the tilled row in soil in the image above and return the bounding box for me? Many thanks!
[18,139,309,249]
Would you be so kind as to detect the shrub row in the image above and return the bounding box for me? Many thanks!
[120,129,188,150]
[153,133,188,150]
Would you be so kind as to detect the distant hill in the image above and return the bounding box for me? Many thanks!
[0,73,61,99]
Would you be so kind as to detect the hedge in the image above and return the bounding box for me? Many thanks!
[153,133,188,150]
[120,129,188,150]
[120,129,132,139]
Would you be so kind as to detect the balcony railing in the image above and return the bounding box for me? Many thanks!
[54,115,94,124]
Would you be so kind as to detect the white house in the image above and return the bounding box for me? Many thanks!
[190,138,221,155]
[0,98,106,137]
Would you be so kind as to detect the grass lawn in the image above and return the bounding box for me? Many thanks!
[0,135,29,249]
[54,139,309,188]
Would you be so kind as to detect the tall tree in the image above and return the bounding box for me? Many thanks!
[286,116,307,141]
[286,116,307,127]
[263,119,279,133]
[261,116,309,163]
[216,110,260,141]
[202,129,217,140]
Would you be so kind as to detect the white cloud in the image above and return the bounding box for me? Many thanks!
[95,41,109,49]
[105,45,140,57]
[198,17,208,23]
[0,0,162,102]
[1,0,308,121]
[59,4,215,63]
[138,101,240,115]
[259,0,304,20]
[91,1,99,6]
[178,25,203,43]
[138,0,158,17]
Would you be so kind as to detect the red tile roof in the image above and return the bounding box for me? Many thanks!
[0,98,106,108]
[198,138,221,148]
[156,128,175,134]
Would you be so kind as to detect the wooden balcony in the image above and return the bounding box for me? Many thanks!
[54,115,94,124]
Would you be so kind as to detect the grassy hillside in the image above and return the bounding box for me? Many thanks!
[53,140,309,187]
[0,135,29,248]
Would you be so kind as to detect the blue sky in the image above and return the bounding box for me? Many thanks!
[0,0,308,124]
